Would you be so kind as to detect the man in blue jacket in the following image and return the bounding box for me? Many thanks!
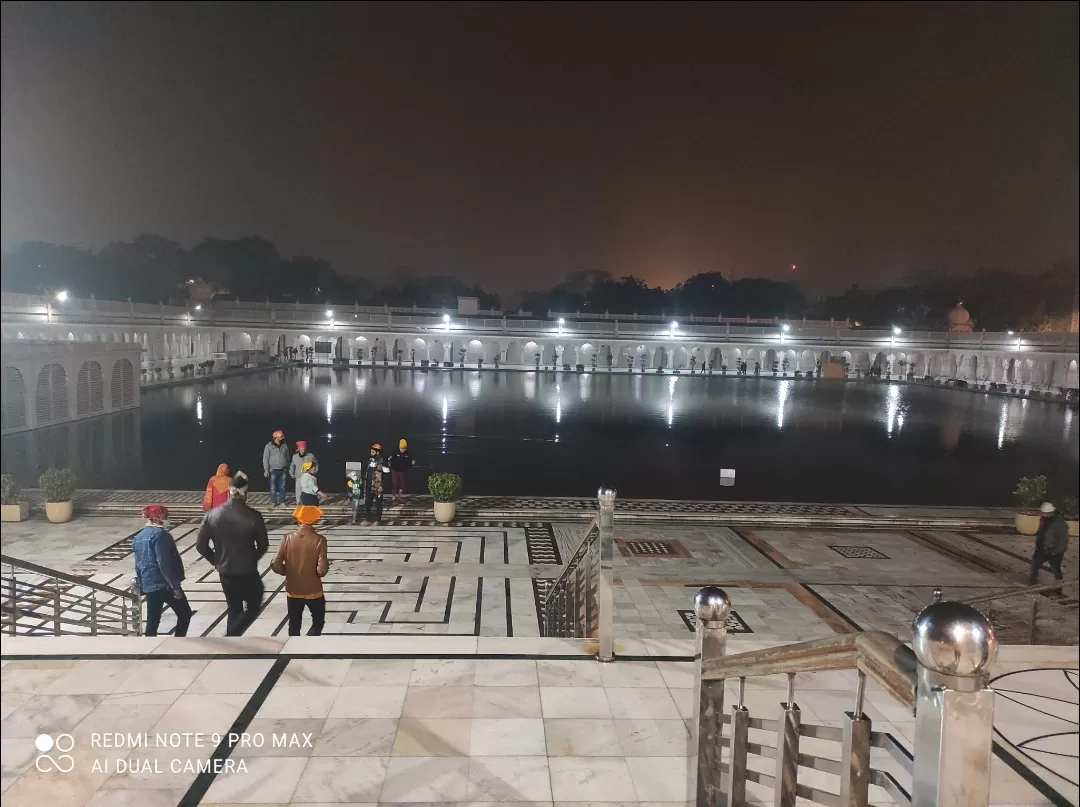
[133,503,191,637]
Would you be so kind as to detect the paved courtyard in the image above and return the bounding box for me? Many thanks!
[3,513,1076,644]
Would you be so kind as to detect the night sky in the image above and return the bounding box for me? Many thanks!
[2,2,1077,295]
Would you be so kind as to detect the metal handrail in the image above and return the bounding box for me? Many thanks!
[690,588,1003,807]
[958,577,1078,606]
[541,518,597,608]
[1,553,136,600]
[701,631,918,707]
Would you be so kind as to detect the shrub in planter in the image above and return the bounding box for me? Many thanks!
[1,473,28,522]
[1060,495,1079,538]
[428,472,463,523]
[39,468,78,523]
[1013,475,1047,535]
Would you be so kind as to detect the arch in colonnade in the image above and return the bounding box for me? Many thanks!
[504,340,522,365]
[466,339,484,362]
[652,345,669,369]
[671,346,688,370]
[428,339,447,364]
[410,338,427,363]
[523,341,542,366]
[799,349,816,372]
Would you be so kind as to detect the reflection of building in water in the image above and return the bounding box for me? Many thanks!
[2,340,142,435]
[0,408,142,488]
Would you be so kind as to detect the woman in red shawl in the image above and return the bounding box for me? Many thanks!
[202,463,231,511]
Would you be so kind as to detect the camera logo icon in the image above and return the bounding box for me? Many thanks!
[34,733,75,773]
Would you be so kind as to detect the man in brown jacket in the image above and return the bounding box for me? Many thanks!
[271,505,330,635]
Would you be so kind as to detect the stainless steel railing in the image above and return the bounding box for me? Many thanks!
[541,487,615,661]
[691,587,1000,807]
[1,554,141,636]
[949,579,1079,644]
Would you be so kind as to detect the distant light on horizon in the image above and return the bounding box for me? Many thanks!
[55,290,68,302]
[892,326,902,336]
[781,323,790,333]
[194,304,202,311]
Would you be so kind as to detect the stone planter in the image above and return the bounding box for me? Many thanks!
[45,500,74,524]
[1014,512,1041,535]
[1,502,29,522]
[433,501,457,524]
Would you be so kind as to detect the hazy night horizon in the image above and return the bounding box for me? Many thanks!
[2,1,1078,297]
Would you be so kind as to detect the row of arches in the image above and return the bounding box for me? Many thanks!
[2,359,137,432]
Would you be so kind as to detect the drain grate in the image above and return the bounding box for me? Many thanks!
[617,539,692,558]
[679,609,753,634]
[828,545,889,560]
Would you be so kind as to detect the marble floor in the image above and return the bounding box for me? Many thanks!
[4,517,1076,644]
[2,646,1076,807]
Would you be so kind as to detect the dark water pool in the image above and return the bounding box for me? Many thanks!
[3,367,1077,505]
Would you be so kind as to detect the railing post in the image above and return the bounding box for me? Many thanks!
[7,563,15,635]
[839,671,871,807]
[691,586,730,807]
[910,600,998,807]
[50,576,65,635]
[726,677,749,807]
[596,486,616,662]
[129,578,142,636]
[773,673,801,807]
[89,590,98,636]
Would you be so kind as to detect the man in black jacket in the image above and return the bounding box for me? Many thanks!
[196,471,269,635]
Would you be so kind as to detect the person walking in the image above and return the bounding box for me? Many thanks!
[360,443,390,526]
[271,505,330,636]
[299,460,328,506]
[388,438,414,505]
[1029,501,1069,584]
[133,504,192,637]
[196,471,269,635]
[201,463,232,512]
[263,429,290,508]
[289,440,317,504]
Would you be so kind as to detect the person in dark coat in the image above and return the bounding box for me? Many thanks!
[1029,501,1069,584]
[388,438,415,504]
[360,443,390,526]
[196,471,269,635]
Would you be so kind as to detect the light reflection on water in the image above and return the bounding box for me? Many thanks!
[3,367,1075,504]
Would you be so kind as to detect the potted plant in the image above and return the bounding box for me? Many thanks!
[1,474,29,522]
[39,468,78,524]
[428,472,463,524]
[1061,495,1079,538]
[1013,475,1047,535]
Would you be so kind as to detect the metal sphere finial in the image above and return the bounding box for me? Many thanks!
[693,586,731,626]
[597,486,617,505]
[911,600,997,677]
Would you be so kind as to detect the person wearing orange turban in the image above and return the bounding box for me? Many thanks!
[271,505,329,635]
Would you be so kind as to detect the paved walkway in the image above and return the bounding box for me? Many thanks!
[1,640,1075,806]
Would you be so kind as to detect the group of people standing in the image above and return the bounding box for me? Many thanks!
[133,429,416,639]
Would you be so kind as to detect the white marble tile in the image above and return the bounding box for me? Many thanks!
[0,692,33,721]
[257,687,340,719]
[476,637,591,656]
[293,755,389,803]
[411,659,477,686]
[536,660,602,687]
[85,788,187,806]
[467,756,552,801]
[343,659,415,686]
[393,718,472,756]
[615,719,690,756]
[548,756,637,801]
[653,661,694,689]
[1,693,105,738]
[470,718,546,756]
[187,658,274,694]
[328,686,408,719]
[150,691,250,734]
[312,718,398,757]
[151,635,285,655]
[284,635,477,655]
[203,755,308,803]
[475,660,539,687]
[41,661,132,695]
[544,719,622,756]
[112,660,208,693]
[473,687,543,718]
[598,661,666,688]
[627,755,689,800]
[604,688,680,719]
[403,686,474,718]
[0,636,165,657]
[277,658,352,688]
[0,666,74,694]
[540,687,611,718]
[380,756,470,802]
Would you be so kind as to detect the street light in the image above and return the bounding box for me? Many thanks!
[55,290,69,302]
[892,326,902,336]
[326,310,333,319]
[194,304,202,311]
[781,323,790,333]
[443,314,451,324]
[1006,330,1014,335]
